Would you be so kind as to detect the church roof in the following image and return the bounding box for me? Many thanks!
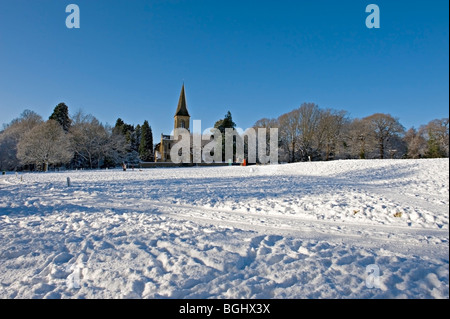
[174,84,190,117]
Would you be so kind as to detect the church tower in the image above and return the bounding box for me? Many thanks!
[174,84,190,131]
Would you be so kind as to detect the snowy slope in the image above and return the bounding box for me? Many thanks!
[0,159,448,299]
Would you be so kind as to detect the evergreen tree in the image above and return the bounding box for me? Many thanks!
[425,135,445,158]
[123,124,134,139]
[114,118,125,134]
[134,124,142,153]
[214,111,237,162]
[49,103,72,132]
[139,120,154,162]
[113,118,134,138]
[214,111,236,134]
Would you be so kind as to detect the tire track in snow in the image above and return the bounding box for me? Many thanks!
[89,199,449,259]
[365,186,449,213]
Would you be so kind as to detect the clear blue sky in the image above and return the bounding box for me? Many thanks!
[0,0,448,137]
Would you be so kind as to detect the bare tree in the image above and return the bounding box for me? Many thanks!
[69,112,109,169]
[278,109,300,162]
[404,128,427,159]
[387,135,407,159]
[17,120,73,171]
[362,113,405,159]
[344,119,375,159]
[316,109,349,160]
[0,110,43,170]
[277,104,345,162]
[70,111,129,168]
[297,103,321,161]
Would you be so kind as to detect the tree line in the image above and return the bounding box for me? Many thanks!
[0,103,154,171]
[1,102,448,171]
[253,103,449,163]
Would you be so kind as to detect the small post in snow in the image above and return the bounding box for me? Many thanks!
[67,177,71,187]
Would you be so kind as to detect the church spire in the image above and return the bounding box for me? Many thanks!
[174,84,190,117]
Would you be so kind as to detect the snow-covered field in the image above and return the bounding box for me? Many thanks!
[0,159,448,299]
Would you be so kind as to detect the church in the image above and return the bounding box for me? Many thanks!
[151,84,277,166]
[154,84,191,162]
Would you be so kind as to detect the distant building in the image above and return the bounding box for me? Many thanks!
[154,84,191,162]
[152,84,275,166]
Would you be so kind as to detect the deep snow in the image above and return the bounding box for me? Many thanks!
[0,159,448,299]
